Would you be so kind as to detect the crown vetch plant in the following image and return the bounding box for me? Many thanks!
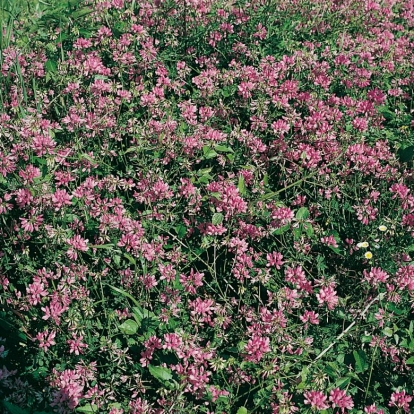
[0,0,414,413]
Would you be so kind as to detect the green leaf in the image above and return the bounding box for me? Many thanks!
[212,213,224,225]
[226,153,235,162]
[2,401,30,414]
[45,59,57,73]
[353,350,367,373]
[119,319,138,335]
[32,156,46,165]
[378,106,394,121]
[71,7,93,19]
[203,146,217,159]
[76,404,98,413]
[387,303,404,315]
[236,408,248,414]
[113,255,121,267]
[304,222,314,237]
[397,145,414,163]
[328,245,343,255]
[108,285,140,307]
[123,253,136,265]
[64,214,78,223]
[132,306,156,320]
[148,365,173,381]
[131,307,143,326]
[175,224,187,238]
[361,335,372,343]
[214,144,234,153]
[122,146,139,155]
[335,376,351,389]
[324,362,338,378]
[196,167,212,176]
[295,207,309,220]
[222,85,237,97]
[107,404,122,411]
[293,225,302,240]
[238,174,247,196]
[89,244,114,249]
[80,153,97,164]
[198,174,213,184]
[210,192,222,200]
[272,224,290,235]
[406,356,414,365]
[69,0,83,6]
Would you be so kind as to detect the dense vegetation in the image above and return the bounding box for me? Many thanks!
[0,0,413,412]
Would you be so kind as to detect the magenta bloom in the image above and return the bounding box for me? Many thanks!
[304,390,329,410]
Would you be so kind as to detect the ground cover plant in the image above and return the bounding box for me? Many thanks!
[0,0,413,412]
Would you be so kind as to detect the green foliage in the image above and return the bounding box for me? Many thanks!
[0,0,413,412]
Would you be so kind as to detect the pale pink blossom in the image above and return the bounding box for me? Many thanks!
[316,286,339,310]
[304,390,329,410]
[329,388,354,412]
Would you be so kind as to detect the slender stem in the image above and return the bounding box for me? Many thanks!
[261,152,345,201]
[298,294,381,376]
[364,343,378,403]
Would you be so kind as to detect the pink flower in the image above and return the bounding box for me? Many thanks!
[363,267,389,286]
[50,368,84,411]
[52,189,72,211]
[209,385,230,402]
[320,235,338,248]
[304,390,329,410]
[36,329,56,352]
[272,119,290,135]
[0,151,16,177]
[129,398,153,414]
[158,263,176,283]
[270,206,294,228]
[266,251,284,269]
[139,273,158,291]
[353,203,378,225]
[179,268,204,294]
[367,88,386,105]
[388,390,412,413]
[238,81,255,99]
[15,188,33,207]
[67,334,88,355]
[206,182,247,219]
[285,266,313,294]
[31,133,56,156]
[163,333,182,351]
[300,310,319,325]
[18,165,41,183]
[364,403,384,413]
[352,116,368,132]
[83,52,110,76]
[185,364,211,393]
[329,388,354,412]
[26,276,48,305]
[244,334,271,362]
[20,214,43,233]
[395,265,414,291]
[189,297,215,326]
[67,235,89,251]
[66,235,89,260]
[316,286,339,310]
